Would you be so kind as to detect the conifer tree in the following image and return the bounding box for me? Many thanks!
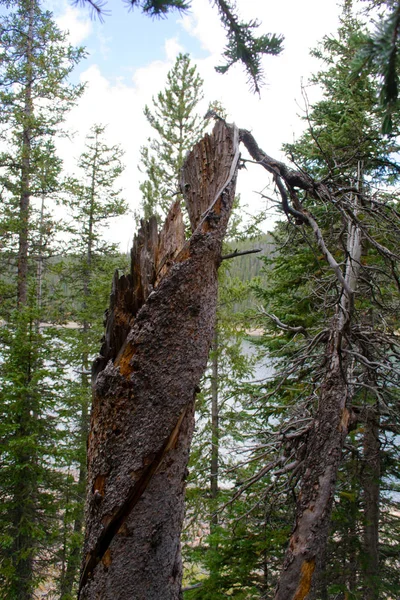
[58,124,128,599]
[242,8,400,598]
[0,1,83,597]
[138,53,205,222]
[352,0,400,133]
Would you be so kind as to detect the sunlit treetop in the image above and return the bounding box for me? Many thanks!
[73,0,284,94]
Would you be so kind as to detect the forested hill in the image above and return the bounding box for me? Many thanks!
[222,233,274,310]
[224,233,273,280]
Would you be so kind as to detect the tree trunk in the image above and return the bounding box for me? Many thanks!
[210,329,219,504]
[361,406,380,600]
[78,121,239,600]
[274,187,363,599]
[11,3,36,597]
[273,330,351,600]
[60,388,88,599]
[17,0,34,307]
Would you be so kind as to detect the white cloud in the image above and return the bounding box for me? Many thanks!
[57,51,182,250]
[164,37,184,62]
[97,29,113,60]
[178,0,225,55]
[55,0,343,248]
[173,0,341,228]
[55,5,92,46]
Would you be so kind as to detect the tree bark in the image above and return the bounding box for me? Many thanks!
[79,121,239,600]
[273,329,351,600]
[210,329,219,504]
[273,184,363,599]
[361,406,380,600]
[17,0,34,307]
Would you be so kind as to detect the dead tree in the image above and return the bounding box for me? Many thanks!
[78,121,239,600]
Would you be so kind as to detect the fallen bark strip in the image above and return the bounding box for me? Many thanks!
[79,121,239,600]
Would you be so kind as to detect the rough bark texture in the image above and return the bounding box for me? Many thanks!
[79,121,239,600]
[274,331,351,600]
[272,171,363,597]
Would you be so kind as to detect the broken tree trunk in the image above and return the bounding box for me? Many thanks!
[78,121,239,600]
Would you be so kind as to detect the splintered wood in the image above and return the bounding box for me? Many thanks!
[79,120,239,600]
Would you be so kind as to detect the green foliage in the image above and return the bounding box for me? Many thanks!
[139,53,204,222]
[73,0,190,20]
[246,7,400,597]
[128,0,190,15]
[0,305,74,598]
[351,0,400,133]
[183,259,265,594]
[213,0,283,93]
[287,8,398,181]
[0,1,85,596]
[56,125,128,598]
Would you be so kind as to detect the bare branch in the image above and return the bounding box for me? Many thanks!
[258,307,308,337]
[221,248,261,260]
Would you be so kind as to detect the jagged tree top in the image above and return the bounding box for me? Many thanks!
[73,0,284,94]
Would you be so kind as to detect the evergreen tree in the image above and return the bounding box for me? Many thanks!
[0,1,83,597]
[352,0,400,133]
[138,53,205,222]
[57,124,128,599]
[244,8,400,598]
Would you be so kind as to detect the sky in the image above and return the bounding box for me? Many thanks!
[44,0,345,251]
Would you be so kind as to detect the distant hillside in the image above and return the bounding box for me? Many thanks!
[222,233,274,311]
[224,233,274,282]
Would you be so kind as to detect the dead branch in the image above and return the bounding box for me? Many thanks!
[221,247,261,260]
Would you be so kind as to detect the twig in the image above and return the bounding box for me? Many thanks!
[221,248,261,260]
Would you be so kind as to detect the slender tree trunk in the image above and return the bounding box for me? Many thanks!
[11,406,35,600]
[273,330,351,600]
[361,406,380,600]
[11,3,37,598]
[347,465,358,596]
[78,121,239,600]
[61,165,96,596]
[210,329,219,505]
[36,192,45,317]
[59,389,89,599]
[17,0,34,306]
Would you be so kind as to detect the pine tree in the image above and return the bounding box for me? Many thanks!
[0,1,83,597]
[351,0,400,134]
[243,8,400,598]
[138,53,205,222]
[58,124,128,599]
